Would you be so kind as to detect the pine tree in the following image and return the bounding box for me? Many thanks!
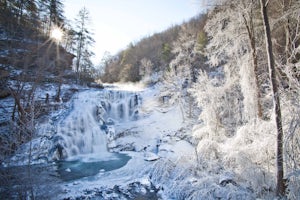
[73,7,95,83]
[37,0,65,34]
[49,0,64,27]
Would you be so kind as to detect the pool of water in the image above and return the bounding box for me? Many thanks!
[56,153,131,181]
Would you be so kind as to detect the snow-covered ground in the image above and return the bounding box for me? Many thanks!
[1,83,277,199]
[1,83,198,199]
[51,84,198,199]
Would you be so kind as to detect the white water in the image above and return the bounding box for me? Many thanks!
[56,89,141,160]
[98,90,140,122]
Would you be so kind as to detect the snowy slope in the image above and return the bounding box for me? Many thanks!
[53,84,258,200]
[56,83,199,199]
[1,83,278,199]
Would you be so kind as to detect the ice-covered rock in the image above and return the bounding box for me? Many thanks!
[219,172,237,186]
[65,168,71,172]
[144,152,160,161]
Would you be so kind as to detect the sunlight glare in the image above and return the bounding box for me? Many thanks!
[50,27,64,42]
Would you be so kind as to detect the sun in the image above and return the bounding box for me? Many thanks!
[50,27,64,42]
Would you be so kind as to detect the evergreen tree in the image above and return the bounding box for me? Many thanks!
[48,0,64,27]
[37,0,50,34]
[37,0,65,34]
[1,0,39,34]
[73,7,95,83]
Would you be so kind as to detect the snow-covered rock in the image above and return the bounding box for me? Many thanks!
[144,152,160,161]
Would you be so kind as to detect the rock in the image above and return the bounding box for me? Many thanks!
[144,152,160,161]
[219,172,237,186]
[109,143,136,152]
[73,181,79,185]
[65,168,71,172]
[62,179,160,199]
[87,82,104,89]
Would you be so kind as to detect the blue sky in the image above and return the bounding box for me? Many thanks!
[64,0,202,64]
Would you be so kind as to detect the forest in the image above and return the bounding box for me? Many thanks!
[0,0,98,155]
[0,0,300,199]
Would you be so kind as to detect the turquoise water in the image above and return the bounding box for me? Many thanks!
[56,153,131,181]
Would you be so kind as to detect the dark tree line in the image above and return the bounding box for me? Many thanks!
[0,0,95,83]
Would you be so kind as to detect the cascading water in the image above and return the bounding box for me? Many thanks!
[56,88,141,159]
[53,88,140,181]
[56,91,107,158]
[97,90,140,124]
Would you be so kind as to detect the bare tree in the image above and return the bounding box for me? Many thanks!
[260,0,285,196]
[241,0,263,118]
[204,0,264,122]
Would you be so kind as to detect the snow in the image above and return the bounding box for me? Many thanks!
[144,152,160,161]
[103,82,146,92]
[1,82,190,195]
[0,83,284,199]
[49,83,256,200]
[42,83,199,199]
[65,168,71,172]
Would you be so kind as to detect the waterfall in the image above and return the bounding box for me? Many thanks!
[55,89,141,159]
[57,91,108,158]
[97,89,141,123]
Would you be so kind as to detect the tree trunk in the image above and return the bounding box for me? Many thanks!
[282,0,292,63]
[251,40,263,118]
[242,13,263,119]
[260,0,285,196]
[76,34,83,83]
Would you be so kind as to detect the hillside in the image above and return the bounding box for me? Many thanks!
[100,14,208,83]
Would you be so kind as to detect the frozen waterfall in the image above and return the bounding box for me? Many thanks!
[55,89,141,159]
[97,89,140,123]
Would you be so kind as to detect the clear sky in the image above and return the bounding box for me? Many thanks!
[64,0,202,64]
